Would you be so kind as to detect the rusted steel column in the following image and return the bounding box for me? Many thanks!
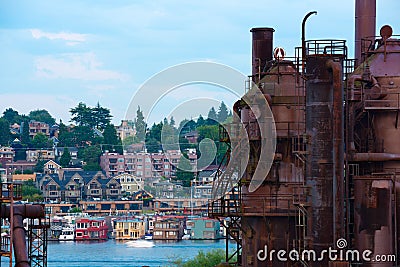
[326,59,345,242]
[13,211,29,267]
[306,56,335,260]
[355,0,376,66]
[251,27,274,83]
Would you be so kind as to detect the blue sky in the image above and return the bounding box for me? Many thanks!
[0,0,398,125]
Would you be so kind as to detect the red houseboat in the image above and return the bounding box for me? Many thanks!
[75,217,108,240]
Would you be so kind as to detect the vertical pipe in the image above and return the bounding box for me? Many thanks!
[301,11,317,71]
[306,56,334,260]
[355,0,376,66]
[326,59,345,242]
[250,27,274,83]
[13,213,29,267]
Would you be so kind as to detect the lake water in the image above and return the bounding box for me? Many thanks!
[2,239,236,267]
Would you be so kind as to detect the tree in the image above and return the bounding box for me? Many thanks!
[29,109,56,126]
[171,249,226,267]
[70,102,112,130]
[2,108,22,124]
[0,118,10,146]
[82,146,102,171]
[122,135,136,146]
[176,153,194,187]
[92,102,112,130]
[196,115,205,128]
[70,102,93,127]
[20,120,31,146]
[217,101,229,122]
[207,107,217,120]
[32,132,52,149]
[178,119,196,136]
[57,122,73,147]
[145,122,162,153]
[197,125,227,165]
[72,125,96,147]
[103,123,122,154]
[135,106,146,142]
[34,160,45,173]
[60,147,72,167]
[22,180,43,202]
[170,116,176,127]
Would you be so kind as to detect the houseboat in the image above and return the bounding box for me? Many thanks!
[75,217,108,240]
[59,225,75,241]
[186,217,222,240]
[152,217,184,240]
[113,218,145,240]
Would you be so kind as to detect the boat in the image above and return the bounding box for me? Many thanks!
[182,234,190,240]
[59,227,75,241]
[144,234,153,240]
[126,240,155,248]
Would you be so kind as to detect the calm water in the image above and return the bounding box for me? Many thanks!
[2,240,236,267]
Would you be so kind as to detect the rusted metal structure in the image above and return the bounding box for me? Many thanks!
[0,183,48,267]
[209,0,400,266]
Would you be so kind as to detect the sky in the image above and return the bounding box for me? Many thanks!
[0,0,398,126]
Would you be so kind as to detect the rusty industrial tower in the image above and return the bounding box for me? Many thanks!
[209,0,400,266]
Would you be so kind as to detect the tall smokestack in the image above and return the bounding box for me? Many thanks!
[355,0,376,66]
[251,27,274,83]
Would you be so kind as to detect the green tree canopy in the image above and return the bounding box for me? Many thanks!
[217,101,228,122]
[0,118,10,146]
[103,123,122,154]
[70,102,112,130]
[20,120,31,146]
[34,160,45,173]
[59,147,72,167]
[22,179,43,202]
[92,102,112,130]
[172,249,226,267]
[207,107,217,120]
[2,108,23,124]
[29,109,56,126]
[70,102,93,127]
[32,132,52,149]
[196,115,205,128]
[135,106,146,142]
[82,145,102,171]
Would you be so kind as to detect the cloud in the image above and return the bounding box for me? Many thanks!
[30,29,87,46]
[34,52,129,81]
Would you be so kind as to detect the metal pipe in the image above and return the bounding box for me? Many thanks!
[0,205,45,267]
[350,152,400,161]
[326,59,345,242]
[251,27,274,83]
[347,75,363,151]
[355,0,376,66]
[301,11,317,71]
[13,212,29,267]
